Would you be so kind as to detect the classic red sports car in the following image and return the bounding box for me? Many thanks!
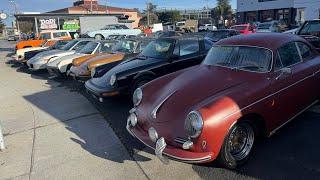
[127,33,320,169]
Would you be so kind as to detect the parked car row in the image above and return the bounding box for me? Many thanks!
[11,26,320,169]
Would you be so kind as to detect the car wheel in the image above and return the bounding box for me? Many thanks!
[95,34,103,40]
[132,78,152,94]
[217,121,255,169]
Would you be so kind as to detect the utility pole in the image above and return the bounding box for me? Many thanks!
[90,0,93,14]
[147,1,150,26]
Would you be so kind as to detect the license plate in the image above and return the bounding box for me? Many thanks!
[155,137,169,164]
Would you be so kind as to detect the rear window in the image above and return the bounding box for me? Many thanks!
[39,33,51,40]
[300,21,320,36]
[53,32,68,38]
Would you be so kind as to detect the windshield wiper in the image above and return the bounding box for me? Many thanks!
[233,65,264,71]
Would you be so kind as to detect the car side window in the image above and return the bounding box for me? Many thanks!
[53,32,68,38]
[178,39,199,57]
[204,39,213,51]
[40,33,51,40]
[277,42,301,67]
[296,42,313,60]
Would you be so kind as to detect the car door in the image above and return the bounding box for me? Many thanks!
[168,38,203,72]
[269,41,316,130]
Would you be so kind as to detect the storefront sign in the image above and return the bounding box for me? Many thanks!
[63,20,80,31]
[40,19,58,30]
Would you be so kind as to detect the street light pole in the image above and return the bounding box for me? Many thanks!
[90,0,93,14]
[147,1,150,26]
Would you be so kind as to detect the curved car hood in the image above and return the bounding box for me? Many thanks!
[81,53,119,67]
[91,57,164,87]
[141,65,255,123]
[47,53,84,67]
[18,46,46,53]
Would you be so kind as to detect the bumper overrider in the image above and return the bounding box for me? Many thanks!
[85,80,122,101]
[126,116,213,164]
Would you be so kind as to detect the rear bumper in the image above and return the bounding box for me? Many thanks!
[127,125,213,163]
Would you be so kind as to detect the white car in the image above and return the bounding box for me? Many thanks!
[199,24,217,31]
[87,24,141,40]
[14,40,56,61]
[46,40,110,77]
[27,39,92,71]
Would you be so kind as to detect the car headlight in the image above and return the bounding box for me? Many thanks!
[127,113,138,127]
[91,68,96,78]
[132,88,143,106]
[148,127,158,143]
[184,111,203,138]
[109,74,116,86]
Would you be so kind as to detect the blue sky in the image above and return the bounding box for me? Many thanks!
[1,0,236,25]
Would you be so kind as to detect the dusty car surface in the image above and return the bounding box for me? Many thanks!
[85,36,214,101]
[127,33,320,169]
[27,39,92,71]
[70,38,153,80]
[46,40,111,77]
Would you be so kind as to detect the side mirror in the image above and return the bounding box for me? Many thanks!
[276,67,292,80]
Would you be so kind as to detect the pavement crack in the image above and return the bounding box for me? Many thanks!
[28,105,36,180]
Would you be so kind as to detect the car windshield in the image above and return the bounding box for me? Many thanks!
[206,31,229,41]
[203,46,272,72]
[112,40,138,53]
[78,42,98,54]
[55,41,70,50]
[231,26,246,31]
[258,23,272,29]
[140,39,174,59]
[299,21,320,36]
[61,40,78,51]
[101,41,117,53]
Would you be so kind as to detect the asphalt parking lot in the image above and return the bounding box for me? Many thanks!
[1,40,320,179]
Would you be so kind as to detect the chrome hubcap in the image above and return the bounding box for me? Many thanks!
[228,123,254,161]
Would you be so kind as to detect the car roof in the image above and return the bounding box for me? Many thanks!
[216,33,309,52]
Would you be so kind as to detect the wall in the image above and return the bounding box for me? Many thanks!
[79,16,118,34]
[237,0,294,12]
[294,0,320,20]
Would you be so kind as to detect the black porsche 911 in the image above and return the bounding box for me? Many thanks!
[85,35,213,102]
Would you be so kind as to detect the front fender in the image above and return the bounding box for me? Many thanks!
[58,60,73,73]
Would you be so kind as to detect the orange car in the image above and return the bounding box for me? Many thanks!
[16,30,72,50]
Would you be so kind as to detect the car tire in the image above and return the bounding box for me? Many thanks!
[95,34,103,40]
[217,120,255,169]
[132,77,152,94]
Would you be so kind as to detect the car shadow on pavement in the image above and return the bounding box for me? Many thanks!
[192,111,320,179]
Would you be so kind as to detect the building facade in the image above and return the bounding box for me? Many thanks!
[237,0,320,25]
[48,0,141,28]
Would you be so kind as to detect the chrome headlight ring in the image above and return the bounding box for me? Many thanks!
[132,88,143,106]
[127,113,138,127]
[184,111,204,138]
[109,74,117,86]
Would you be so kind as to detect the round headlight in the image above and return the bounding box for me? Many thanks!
[127,113,137,127]
[91,68,96,78]
[132,88,143,106]
[148,127,158,143]
[109,74,116,86]
[184,111,203,138]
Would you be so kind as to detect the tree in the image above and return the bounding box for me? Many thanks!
[0,19,5,31]
[140,2,158,26]
[157,10,181,23]
[213,0,232,27]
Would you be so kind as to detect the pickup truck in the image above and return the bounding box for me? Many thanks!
[297,19,320,52]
